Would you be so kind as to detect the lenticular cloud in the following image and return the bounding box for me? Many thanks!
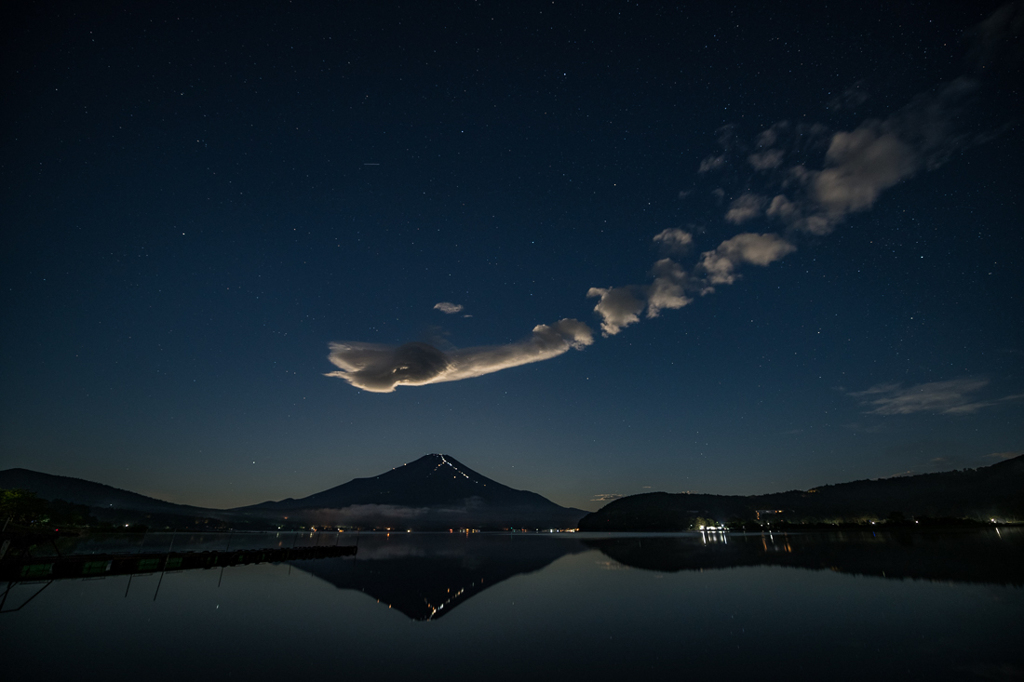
[326,319,594,393]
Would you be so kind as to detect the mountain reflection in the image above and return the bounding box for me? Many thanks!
[7,530,1018,620]
[289,533,586,620]
[583,529,1024,586]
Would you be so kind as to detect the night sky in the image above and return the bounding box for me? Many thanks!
[2,1,1022,512]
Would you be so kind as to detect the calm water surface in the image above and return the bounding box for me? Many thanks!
[3,529,1022,681]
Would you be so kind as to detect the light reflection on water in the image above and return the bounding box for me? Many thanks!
[3,530,1022,681]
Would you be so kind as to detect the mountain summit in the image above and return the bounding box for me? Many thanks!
[250,454,554,509]
[242,453,585,530]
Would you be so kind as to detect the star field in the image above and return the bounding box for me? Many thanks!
[1,1,1021,510]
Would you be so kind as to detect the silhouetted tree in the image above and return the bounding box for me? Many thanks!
[1,489,47,526]
[887,511,906,524]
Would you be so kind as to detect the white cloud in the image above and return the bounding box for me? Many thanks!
[434,302,464,314]
[587,286,646,336]
[985,451,1023,460]
[965,2,1024,69]
[828,82,870,112]
[848,378,1016,415]
[328,6,1015,394]
[748,148,785,171]
[724,193,767,224]
[646,258,691,318]
[698,154,727,173]
[310,504,429,524]
[588,259,693,336]
[326,318,593,392]
[813,124,918,217]
[741,121,922,237]
[714,44,1002,239]
[589,232,793,334]
[591,493,624,502]
[766,194,799,221]
[756,122,787,148]
[698,233,796,286]
[652,228,693,251]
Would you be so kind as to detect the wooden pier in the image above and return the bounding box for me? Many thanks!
[0,544,357,582]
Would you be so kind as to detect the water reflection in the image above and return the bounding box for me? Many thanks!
[3,529,1021,620]
[290,529,1021,622]
[2,530,1021,681]
[289,532,587,620]
[584,528,1024,586]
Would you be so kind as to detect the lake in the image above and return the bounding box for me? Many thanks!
[3,529,1022,681]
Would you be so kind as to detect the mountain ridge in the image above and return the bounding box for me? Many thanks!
[3,454,1020,532]
[0,467,219,517]
[578,454,1024,531]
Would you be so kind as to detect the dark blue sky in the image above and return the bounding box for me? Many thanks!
[2,1,1021,511]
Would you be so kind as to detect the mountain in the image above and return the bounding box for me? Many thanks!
[578,455,1024,531]
[0,454,587,530]
[0,468,222,519]
[237,453,587,530]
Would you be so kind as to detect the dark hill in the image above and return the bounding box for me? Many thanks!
[0,468,241,528]
[578,455,1024,531]
[0,468,215,517]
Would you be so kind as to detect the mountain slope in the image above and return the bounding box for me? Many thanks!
[245,453,560,510]
[0,468,217,517]
[239,453,587,530]
[578,455,1024,531]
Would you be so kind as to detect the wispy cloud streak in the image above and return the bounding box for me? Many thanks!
[434,302,464,314]
[848,378,1022,415]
